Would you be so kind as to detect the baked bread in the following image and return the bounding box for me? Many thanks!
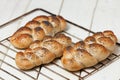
[9,15,66,49]
[15,34,72,70]
[61,30,117,71]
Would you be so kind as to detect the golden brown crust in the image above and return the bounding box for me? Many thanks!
[61,30,117,71]
[10,27,33,49]
[10,15,66,49]
[86,43,110,61]
[48,16,61,34]
[15,52,36,70]
[33,15,49,22]
[25,21,40,29]
[84,36,96,44]
[41,40,64,57]
[73,41,86,50]
[103,30,117,44]
[33,47,55,64]
[73,49,98,67]
[61,56,84,71]
[10,34,33,49]
[97,37,115,52]
[56,15,66,31]
[15,34,72,70]
[61,46,85,71]
[40,21,54,36]
[53,34,72,48]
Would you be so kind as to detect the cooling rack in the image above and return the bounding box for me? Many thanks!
[0,8,120,80]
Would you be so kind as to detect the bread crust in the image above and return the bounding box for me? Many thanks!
[61,30,117,71]
[10,15,66,49]
[15,34,72,70]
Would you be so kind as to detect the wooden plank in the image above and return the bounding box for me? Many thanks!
[60,0,97,39]
[91,0,120,43]
[0,0,30,24]
[0,0,18,24]
[86,58,120,80]
[10,0,31,19]
[27,0,63,14]
[0,0,31,40]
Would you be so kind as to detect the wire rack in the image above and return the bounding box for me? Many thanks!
[0,8,120,80]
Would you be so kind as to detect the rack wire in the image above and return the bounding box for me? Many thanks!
[0,8,120,80]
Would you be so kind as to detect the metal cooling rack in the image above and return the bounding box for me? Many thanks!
[0,8,120,80]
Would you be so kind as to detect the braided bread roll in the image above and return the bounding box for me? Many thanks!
[61,30,117,71]
[9,15,66,49]
[15,34,72,70]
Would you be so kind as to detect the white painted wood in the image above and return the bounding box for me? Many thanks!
[0,0,30,24]
[27,0,63,14]
[0,0,18,24]
[9,0,31,19]
[60,0,97,29]
[86,58,120,80]
[60,0,97,39]
[91,0,120,43]
[0,0,120,80]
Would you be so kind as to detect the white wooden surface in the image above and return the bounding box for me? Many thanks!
[0,0,120,80]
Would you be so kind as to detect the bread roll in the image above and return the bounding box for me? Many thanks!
[61,30,117,71]
[15,34,72,70]
[9,15,66,49]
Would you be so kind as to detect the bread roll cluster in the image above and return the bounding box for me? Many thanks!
[9,15,66,49]
[9,15,117,71]
[15,34,72,70]
[61,30,117,71]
